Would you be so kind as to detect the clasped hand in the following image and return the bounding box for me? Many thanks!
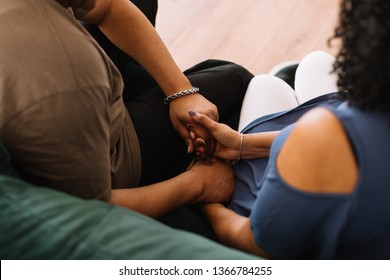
[168,93,219,158]
[187,110,242,162]
[168,93,242,162]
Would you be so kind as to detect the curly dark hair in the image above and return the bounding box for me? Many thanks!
[331,0,390,111]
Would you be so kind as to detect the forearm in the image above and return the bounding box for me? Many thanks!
[109,172,202,218]
[83,0,192,95]
[202,204,271,258]
[241,131,279,159]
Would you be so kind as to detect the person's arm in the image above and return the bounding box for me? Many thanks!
[81,0,190,95]
[79,0,218,153]
[240,131,279,159]
[189,111,279,160]
[202,203,271,258]
[110,159,235,218]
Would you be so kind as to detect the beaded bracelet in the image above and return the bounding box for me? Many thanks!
[163,87,200,105]
[232,133,244,166]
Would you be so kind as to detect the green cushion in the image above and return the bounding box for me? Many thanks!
[0,175,259,260]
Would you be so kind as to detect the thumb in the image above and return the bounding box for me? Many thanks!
[176,124,195,153]
[185,134,195,154]
[188,110,218,132]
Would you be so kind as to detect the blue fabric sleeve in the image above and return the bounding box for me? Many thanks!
[250,127,355,259]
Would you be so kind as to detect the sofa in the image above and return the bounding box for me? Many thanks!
[0,141,259,260]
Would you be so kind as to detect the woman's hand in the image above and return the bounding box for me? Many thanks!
[169,94,218,157]
[188,111,242,161]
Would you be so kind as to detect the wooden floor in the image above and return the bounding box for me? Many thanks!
[156,0,341,74]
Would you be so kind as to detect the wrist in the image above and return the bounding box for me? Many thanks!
[180,169,204,203]
[162,79,193,98]
[201,203,224,215]
[164,87,200,105]
[243,131,279,159]
[232,133,244,166]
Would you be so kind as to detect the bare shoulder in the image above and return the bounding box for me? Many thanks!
[276,107,359,194]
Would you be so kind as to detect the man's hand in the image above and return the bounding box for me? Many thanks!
[187,159,235,204]
[169,93,219,156]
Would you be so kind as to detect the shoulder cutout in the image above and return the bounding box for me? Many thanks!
[276,107,359,194]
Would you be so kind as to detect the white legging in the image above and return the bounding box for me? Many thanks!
[238,50,338,131]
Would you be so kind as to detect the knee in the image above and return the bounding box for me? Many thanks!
[229,63,255,93]
[228,62,254,83]
[206,59,254,87]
